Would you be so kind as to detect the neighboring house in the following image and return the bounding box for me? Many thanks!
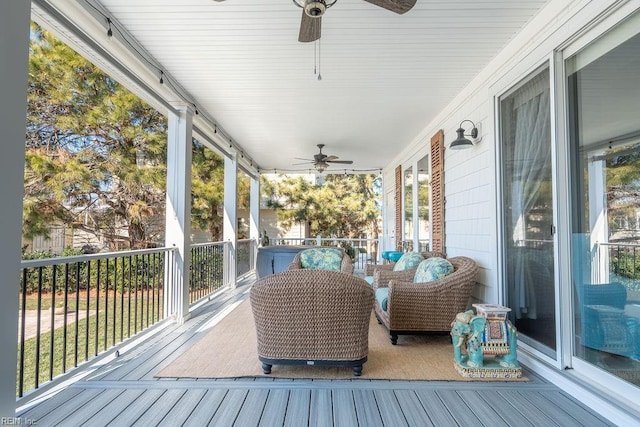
[21,225,71,254]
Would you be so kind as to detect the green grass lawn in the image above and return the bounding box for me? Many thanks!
[18,289,162,396]
[17,280,225,397]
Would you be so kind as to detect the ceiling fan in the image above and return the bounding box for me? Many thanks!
[297,0,417,42]
[294,144,354,172]
[213,1,416,43]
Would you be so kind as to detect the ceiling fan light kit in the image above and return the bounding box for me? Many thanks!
[315,161,328,173]
[293,144,354,173]
[294,0,336,18]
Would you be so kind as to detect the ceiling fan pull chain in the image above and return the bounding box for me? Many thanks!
[314,40,317,75]
[317,40,322,81]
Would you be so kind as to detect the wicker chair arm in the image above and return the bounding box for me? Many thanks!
[421,251,446,259]
[364,263,394,276]
[341,257,355,274]
[373,268,416,289]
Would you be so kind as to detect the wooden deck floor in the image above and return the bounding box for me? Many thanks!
[17,278,616,427]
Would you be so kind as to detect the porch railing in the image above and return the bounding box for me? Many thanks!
[237,239,257,277]
[18,247,175,397]
[18,238,259,397]
[269,237,379,271]
[189,242,225,304]
[597,242,640,296]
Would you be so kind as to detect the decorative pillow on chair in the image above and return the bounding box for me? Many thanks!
[414,257,454,283]
[300,248,343,271]
[392,252,424,272]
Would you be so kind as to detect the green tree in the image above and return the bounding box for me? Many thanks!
[605,147,640,240]
[190,142,251,240]
[190,142,225,240]
[25,24,233,249]
[262,174,381,240]
[25,24,167,249]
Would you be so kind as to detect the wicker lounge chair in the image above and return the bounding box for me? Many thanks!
[250,269,374,375]
[374,256,478,344]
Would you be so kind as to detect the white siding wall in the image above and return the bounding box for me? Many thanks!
[383,0,639,306]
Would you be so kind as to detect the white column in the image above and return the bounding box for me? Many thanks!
[250,176,260,267]
[588,159,608,283]
[0,1,30,417]
[224,154,238,287]
[164,104,194,323]
[412,163,420,251]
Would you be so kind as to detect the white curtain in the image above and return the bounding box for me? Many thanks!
[509,72,551,318]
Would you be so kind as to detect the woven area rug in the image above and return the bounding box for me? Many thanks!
[157,299,527,381]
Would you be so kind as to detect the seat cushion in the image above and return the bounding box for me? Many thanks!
[364,276,375,286]
[414,257,454,283]
[392,252,424,272]
[299,248,343,271]
[375,287,389,311]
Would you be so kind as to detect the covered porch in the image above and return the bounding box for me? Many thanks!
[16,278,613,426]
[2,0,640,425]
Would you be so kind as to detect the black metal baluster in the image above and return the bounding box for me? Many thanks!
[112,256,117,346]
[34,267,44,389]
[120,256,125,343]
[49,265,57,381]
[192,247,196,303]
[633,246,637,281]
[62,263,69,374]
[143,254,151,328]
[19,268,27,397]
[74,262,80,367]
[205,246,210,298]
[134,254,139,334]
[127,255,132,338]
[150,253,156,323]
[155,253,161,321]
[85,260,91,361]
[104,258,109,351]
[158,252,163,320]
[189,247,194,304]
[95,259,101,356]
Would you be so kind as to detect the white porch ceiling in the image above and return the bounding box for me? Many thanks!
[47,0,550,173]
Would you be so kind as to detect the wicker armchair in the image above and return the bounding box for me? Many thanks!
[364,251,446,287]
[288,247,354,274]
[374,256,478,345]
[250,269,374,376]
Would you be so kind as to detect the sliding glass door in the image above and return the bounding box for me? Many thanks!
[566,14,640,386]
[500,66,557,358]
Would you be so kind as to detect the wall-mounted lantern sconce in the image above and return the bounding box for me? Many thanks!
[449,120,480,150]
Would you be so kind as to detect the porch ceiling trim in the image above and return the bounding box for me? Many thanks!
[32,0,261,175]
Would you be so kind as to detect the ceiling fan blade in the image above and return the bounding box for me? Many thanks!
[293,161,315,166]
[324,155,338,161]
[326,160,354,164]
[298,10,322,43]
[294,157,315,161]
[363,0,416,14]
